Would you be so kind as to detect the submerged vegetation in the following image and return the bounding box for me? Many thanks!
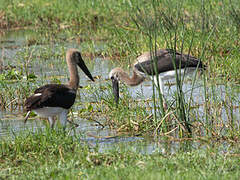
[0,0,240,178]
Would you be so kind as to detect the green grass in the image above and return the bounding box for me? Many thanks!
[0,1,240,179]
[0,0,239,84]
[0,0,239,83]
[0,129,240,179]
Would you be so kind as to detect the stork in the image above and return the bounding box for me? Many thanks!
[24,48,94,128]
[109,49,205,107]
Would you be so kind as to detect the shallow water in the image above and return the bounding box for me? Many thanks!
[0,30,239,153]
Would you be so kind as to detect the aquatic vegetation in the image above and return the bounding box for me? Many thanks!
[0,0,239,138]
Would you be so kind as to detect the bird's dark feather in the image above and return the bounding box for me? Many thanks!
[134,49,205,75]
[25,84,76,111]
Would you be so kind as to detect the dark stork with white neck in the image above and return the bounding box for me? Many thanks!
[109,49,205,107]
[24,48,94,128]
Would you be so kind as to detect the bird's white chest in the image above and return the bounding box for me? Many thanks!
[34,107,66,118]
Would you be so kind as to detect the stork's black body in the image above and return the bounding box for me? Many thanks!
[24,48,94,128]
[25,84,76,111]
[109,49,205,105]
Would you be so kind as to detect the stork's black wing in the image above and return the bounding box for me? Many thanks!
[134,49,204,75]
[25,84,76,111]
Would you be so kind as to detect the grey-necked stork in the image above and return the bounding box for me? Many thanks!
[109,49,205,106]
[24,48,94,128]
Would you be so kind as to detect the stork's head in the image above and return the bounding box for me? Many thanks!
[109,68,123,105]
[66,48,94,82]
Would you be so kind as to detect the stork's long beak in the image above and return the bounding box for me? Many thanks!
[112,78,119,105]
[77,57,94,81]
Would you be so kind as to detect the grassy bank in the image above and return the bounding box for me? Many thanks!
[0,129,240,179]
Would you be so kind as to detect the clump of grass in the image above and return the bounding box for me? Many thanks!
[229,0,240,30]
[0,80,32,111]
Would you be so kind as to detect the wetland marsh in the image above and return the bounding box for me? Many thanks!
[0,0,240,179]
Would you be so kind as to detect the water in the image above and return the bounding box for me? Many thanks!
[0,30,239,153]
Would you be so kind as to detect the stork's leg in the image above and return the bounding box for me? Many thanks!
[24,111,31,123]
[153,75,164,95]
[153,75,168,110]
[59,109,68,128]
[48,116,56,128]
[163,100,168,111]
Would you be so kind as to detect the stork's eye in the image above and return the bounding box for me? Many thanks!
[73,52,81,60]
[75,53,79,59]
